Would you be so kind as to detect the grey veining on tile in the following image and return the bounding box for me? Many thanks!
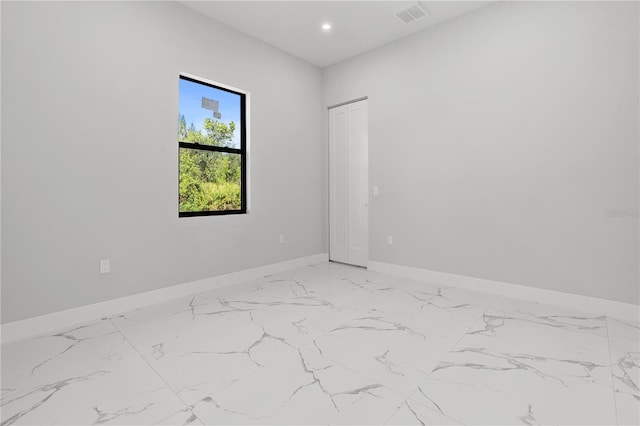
[607,317,640,425]
[385,397,461,425]
[1,321,184,425]
[1,262,636,425]
[154,408,204,425]
[410,298,618,425]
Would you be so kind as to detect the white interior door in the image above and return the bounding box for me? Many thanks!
[329,99,368,267]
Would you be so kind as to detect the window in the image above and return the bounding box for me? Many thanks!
[178,75,247,216]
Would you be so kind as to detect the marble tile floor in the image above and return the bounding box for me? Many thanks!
[1,261,638,425]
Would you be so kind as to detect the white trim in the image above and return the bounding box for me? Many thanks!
[368,261,640,323]
[1,254,328,345]
[327,96,368,110]
[179,72,249,97]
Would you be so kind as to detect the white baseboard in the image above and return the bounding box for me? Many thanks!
[1,253,329,345]
[368,261,639,323]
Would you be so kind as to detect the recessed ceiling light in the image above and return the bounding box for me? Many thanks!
[322,23,332,31]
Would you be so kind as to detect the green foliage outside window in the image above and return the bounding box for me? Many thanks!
[179,114,242,212]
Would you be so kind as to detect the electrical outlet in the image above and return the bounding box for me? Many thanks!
[373,186,380,197]
[387,236,393,245]
[100,259,110,274]
[279,234,285,244]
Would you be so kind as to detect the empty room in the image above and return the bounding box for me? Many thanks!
[1,1,638,425]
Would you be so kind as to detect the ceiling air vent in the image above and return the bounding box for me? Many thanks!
[396,2,429,24]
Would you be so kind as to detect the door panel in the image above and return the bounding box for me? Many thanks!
[329,99,368,267]
[330,108,349,263]
[347,102,368,266]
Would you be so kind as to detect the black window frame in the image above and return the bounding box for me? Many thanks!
[178,75,247,217]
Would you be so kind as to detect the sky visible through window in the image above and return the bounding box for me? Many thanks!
[179,78,241,147]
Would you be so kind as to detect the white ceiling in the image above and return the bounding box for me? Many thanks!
[179,1,495,68]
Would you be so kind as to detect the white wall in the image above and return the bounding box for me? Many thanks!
[324,1,639,304]
[3,1,637,324]
[1,1,325,323]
